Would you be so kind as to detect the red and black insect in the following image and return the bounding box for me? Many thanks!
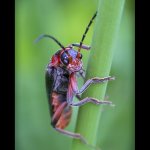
[36,12,114,147]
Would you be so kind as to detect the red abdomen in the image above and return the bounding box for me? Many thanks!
[50,92,72,129]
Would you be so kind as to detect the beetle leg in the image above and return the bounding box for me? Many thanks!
[67,74,114,104]
[55,128,100,150]
[79,68,86,79]
[70,97,113,106]
[76,68,85,79]
[76,76,115,95]
[69,43,91,50]
[68,76,115,106]
[51,102,87,144]
[54,127,87,143]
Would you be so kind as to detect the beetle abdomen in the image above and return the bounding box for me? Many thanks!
[51,92,72,129]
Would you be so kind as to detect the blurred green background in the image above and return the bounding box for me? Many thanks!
[15,0,134,150]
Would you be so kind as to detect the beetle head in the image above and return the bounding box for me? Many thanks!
[60,48,83,72]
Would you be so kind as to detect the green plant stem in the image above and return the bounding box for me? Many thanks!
[72,0,125,150]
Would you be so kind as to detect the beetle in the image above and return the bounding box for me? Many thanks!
[35,12,115,147]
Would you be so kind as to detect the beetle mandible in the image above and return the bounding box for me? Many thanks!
[35,12,115,147]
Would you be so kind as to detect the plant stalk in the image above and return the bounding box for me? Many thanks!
[72,0,125,150]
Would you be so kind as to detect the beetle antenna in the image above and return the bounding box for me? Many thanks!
[78,11,97,52]
[35,34,65,50]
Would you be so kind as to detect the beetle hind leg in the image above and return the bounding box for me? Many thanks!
[51,100,100,149]
[52,103,87,143]
[54,127,87,144]
[54,127,100,150]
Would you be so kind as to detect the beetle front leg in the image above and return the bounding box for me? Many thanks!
[68,76,115,106]
[76,76,115,95]
[69,43,91,50]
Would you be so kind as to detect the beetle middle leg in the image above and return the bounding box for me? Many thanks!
[70,97,112,106]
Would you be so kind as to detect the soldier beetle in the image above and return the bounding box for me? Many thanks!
[35,12,115,149]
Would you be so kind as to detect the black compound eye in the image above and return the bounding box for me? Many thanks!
[61,52,69,65]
